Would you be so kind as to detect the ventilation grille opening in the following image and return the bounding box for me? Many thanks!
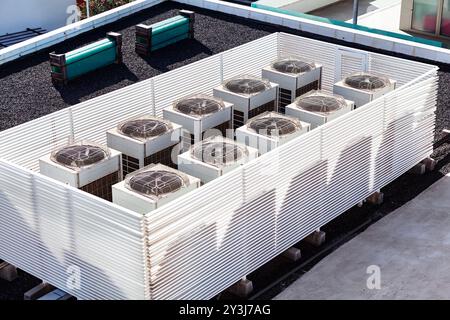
[119,116,172,140]
[344,72,389,91]
[173,94,225,117]
[52,142,109,168]
[295,91,347,114]
[224,75,270,95]
[272,57,315,74]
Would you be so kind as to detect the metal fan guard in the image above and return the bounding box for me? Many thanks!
[119,118,171,139]
[296,94,346,114]
[128,170,185,197]
[272,58,314,74]
[248,116,299,136]
[224,77,270,95]
[174,96,224,116]
[344,73,388,90]
[53,144,107,168]
[192,141,245,166]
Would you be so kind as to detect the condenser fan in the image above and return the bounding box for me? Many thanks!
[224,76,270,95]
[53,144,108,168]
[119,117,171,139]
[272,58,314,74]
[174,95,225,116]
[296,91,347,114]
[128,170,185,197]
[344,73,388,90]
[248,115,300,136]
[192,141,246,166]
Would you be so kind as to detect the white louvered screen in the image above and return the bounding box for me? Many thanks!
[0,32,438,300]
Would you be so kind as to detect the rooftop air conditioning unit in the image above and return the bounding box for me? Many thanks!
[286,90,355,129]
[178,136,258,184]
[112,163,200,214]
[262,56,322,113]
[333,72,396,108]
[236,111,310,155]
[163,94,233,151]
[39,141,122,201]
[106,116,181,177]
[213,75,278,131]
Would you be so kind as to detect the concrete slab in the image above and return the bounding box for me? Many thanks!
[275,173,450,300]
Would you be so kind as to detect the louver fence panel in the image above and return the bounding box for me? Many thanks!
[0,32,438,299]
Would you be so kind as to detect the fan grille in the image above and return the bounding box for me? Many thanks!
[249,116,299,136]
[272,59,314,74]
[192,141,245,166]
[54,145,107,168]
[129,170,184,197]
[174,96,224,116]
[344,73,388,90]
[296,93,346,114]
[224,77,269,95]
[119,118,171,139]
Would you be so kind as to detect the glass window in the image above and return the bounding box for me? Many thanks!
[412,0,439,34]
[441,0,450,37]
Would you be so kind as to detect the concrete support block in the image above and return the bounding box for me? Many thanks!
[227,278,253,298]
[281,247,302,262]
[410,163,426,175]
[422,157,436,172]
[304,230,326,247]
[24,282,55,300]
[0,262,18,282]
[366,191,384,205]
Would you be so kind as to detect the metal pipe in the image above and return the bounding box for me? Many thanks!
[352,0,359,25]
[86,0,90,18]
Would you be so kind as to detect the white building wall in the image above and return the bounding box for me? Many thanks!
[0,0,76,34]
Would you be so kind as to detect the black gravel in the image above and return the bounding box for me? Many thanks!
[0,2,275,131]
[0,1,450,300]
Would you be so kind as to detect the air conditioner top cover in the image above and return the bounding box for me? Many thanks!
[343,72,391,91]
[50,140,111,171]
[125,163,190,200]
[271,56,316,74]
[247,111,304,137]
[118,116,173,142]
[295,90,348,115]
[223,74,272,96]
[173,94,226,118]
[190,136,250,168]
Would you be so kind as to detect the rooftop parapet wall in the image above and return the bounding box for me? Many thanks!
[0,0,164,66]
[179,0,450,64]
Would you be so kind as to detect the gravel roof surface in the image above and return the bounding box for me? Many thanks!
[0,2,277,131]
[0,1,449,300]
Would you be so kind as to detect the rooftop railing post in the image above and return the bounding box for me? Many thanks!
[352,0,359,25]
